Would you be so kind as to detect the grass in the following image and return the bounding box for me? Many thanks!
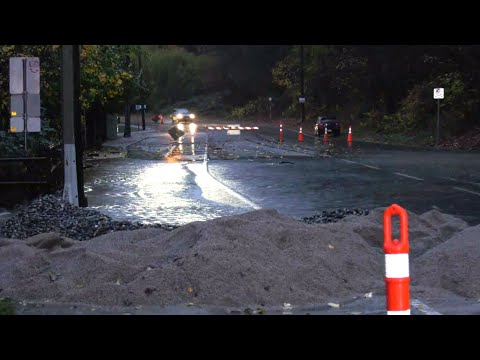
[0,298,15,315]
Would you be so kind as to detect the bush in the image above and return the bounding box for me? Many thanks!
[230,97,270,118]
[0,118,60,158]
[359,72,475,138]
[144,48,216,111]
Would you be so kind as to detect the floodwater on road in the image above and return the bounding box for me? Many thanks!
[83,158,254,225]
[207,156,480,225]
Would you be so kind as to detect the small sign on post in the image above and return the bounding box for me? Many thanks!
[433,88,444,99]
[433,88,444,147]
[299,97,305,104]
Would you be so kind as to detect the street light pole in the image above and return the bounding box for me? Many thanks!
[300,44,305,125]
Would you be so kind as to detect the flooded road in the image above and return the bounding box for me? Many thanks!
[81,121,480,226]
[84,158,254,225]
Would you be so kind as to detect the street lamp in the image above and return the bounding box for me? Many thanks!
[300,44,305,125]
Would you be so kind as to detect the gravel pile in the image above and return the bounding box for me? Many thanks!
[0,194,178,241]
[301,208,369,224]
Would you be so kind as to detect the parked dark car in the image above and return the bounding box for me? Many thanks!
[314,116,341,136]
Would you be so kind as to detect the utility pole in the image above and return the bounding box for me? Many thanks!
[62,45,87,207]
[124,103,131,137]
[138,52,146,131]
[124,54,132,138]
[300,44,305,125]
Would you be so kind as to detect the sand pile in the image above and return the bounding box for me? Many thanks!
[0,207,474,308]
[0,209,385,308]
[342,207,468,258]
[412,224,480,299]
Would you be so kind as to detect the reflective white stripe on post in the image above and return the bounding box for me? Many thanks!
[385,254,409,278]
[387,310,411,315]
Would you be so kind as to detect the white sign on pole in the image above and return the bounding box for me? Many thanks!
[299,97,305,104]
[9,117,41,133]
[26,58,40,94]
[27,117,41,132]
[434,88,444,99]
[10,117,24,132]
[9,57,40,95]
[9,58,25,95]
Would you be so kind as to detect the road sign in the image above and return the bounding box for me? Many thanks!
[168,126,185,140]
[434,88,444,99]
[26,58,40,94]
[135,104,147,111]
[9,57,40,95]
[11,94,41,117]
[27,117,41,132]
[227,124,241,135]
[10,117,41,133]
[299,97,305,104]
[10,117,24,132]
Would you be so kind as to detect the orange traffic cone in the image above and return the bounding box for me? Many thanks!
[348,125,352,143]
[160,114,164,124]
[279,123,284,142]
[298,126,304,142]
[323,127,329,143]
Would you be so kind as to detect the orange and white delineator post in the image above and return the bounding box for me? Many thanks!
[323,127,329,143]
[384,204,410,315]
[279,123,284,142]
[347,126,352,143]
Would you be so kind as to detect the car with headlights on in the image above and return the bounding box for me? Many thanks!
[314,116,341,136]
[171,108,198,134]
